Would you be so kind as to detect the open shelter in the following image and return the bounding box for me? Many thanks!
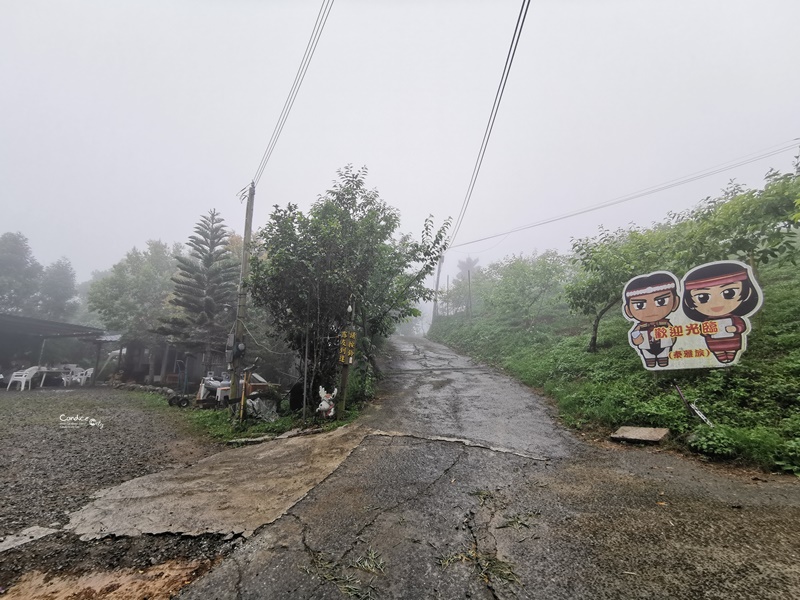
[0,313,108,385]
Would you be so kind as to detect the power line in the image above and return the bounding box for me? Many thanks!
[450,140,800,249]
[449,0,531,246]
[252,0,335,187]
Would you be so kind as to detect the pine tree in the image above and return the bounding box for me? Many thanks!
[160,210,238,370]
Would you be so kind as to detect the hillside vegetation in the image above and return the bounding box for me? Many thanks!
[428,169,800,473]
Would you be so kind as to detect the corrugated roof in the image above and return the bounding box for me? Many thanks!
[0,313,105,339]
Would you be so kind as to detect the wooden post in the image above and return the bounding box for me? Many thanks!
[337,302,356,419]
[38,338,47,365]
[302,317,309,422]
[92,341,102,386]
[338,361,349,420]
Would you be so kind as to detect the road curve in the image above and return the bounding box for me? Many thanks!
[179,335,800,600]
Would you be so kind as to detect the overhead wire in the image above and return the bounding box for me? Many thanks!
[449,139,800,249]
[449,0,532,246]
[252,0,335,187]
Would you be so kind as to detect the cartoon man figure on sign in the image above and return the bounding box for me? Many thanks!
[623,271,681,369]
[681,260,762,365]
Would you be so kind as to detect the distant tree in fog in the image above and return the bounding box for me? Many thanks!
[0,232,42,315]
[37,258,79,321]
[89,240,179,380]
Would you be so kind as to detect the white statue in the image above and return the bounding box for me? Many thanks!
[316,386,337,418]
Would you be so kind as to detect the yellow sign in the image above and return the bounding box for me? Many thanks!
[338,329,357,364]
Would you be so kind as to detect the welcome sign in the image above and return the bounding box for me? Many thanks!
[622,260,763,371]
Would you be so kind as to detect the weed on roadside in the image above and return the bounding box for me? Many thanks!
[437,544,519,586]
[350,548,386,575]
[496,512,539,531]
[468,489,494,506]
[301,551,379,599]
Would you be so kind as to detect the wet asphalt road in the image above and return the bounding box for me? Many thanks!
[179,335,800,600]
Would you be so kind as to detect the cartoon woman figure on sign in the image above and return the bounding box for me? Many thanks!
[623,271,681,369]
[681,260,763,365]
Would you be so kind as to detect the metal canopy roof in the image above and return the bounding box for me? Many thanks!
[0,313,105,339]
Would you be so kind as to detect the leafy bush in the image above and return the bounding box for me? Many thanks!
[775,439,800,475]
[688,426,737,457]
[428,242,800,472]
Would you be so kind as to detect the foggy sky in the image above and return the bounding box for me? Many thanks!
[2,0,799,283]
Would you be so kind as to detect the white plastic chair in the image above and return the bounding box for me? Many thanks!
[6,366,40,391]
[65,368,84,386]
[77,368,94,386]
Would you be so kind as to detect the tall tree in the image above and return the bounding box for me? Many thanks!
[249,166,449,392]
[670,172,799,270]
[448,256,480,315]
[160,210,238,371]
[565,225,672,352]
[37,257,79,321]
[0,232,42,315]
[88,240,178,379]
[482,250,571,328]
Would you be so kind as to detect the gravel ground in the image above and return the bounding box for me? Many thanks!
[0,386,236,592]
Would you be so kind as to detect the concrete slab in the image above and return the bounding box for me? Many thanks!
[65,424,369,540]
[610,426,670,444]
[0,526,59,553]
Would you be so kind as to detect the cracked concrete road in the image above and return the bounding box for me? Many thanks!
[176,335,800,599]
[66,424,371,540]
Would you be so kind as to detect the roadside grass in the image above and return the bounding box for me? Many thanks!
[350,548,386,575]
[134,392,366,443]
[302,551,380,599]
[428,259,800,474]
[436,544,519,586]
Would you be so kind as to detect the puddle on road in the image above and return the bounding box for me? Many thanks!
[3,559,213,599]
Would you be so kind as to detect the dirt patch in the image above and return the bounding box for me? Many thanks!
[0,387,228,592]
[3,558,214,599]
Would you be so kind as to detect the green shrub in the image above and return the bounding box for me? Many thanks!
[775,439,800,475]
[688,426,737,457]
[427,254,800,473]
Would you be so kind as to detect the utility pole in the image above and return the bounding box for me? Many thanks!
[432,255,444,322]
[230,181,255,414]
[467,270,472,319]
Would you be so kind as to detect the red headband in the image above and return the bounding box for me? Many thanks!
[684,270,748,290]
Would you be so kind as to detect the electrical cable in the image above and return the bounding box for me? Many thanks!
[252,0,335,187]
[449,0,531,246]
[450,140,800,249]
[240,319,295,356]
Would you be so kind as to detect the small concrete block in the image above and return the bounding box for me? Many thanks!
[610,426,670,444]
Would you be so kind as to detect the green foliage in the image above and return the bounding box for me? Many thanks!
[37,258,79,321]
[776,439,800,475]
[565,225,675,351]
[670,173,800,268]
[429,173,800,472]
[158,210,238,368]
[89,240,177,346]
[0,231,80,320]
[688,426,738,457]
[249,165,450,396]
[0,231,43,315]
